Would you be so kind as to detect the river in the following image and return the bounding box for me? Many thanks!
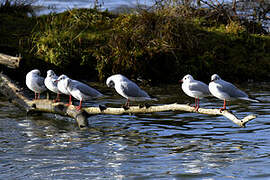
[0,82,269,179]
[33,0,154,15]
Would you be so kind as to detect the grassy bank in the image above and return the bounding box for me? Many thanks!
[1,3,269,84]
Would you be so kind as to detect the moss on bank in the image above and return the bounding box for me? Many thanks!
[0,5,269,83]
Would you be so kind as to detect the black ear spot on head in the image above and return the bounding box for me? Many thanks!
[109,80,115,87]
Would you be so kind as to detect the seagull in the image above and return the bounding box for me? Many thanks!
[180,74,211,111]
[44,70,61,102]
[56,74,73,106]
[26,69,47,100]
[209,74,258,110]
[66,78,104,110]
[106,74,154,108]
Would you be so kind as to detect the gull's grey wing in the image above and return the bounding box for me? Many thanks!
[189,80,210,95]
[36,76,46,88]
[217,80,248,98]
[121,81,149,98]
[73,81,103,97]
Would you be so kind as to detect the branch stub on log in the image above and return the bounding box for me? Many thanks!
[0,53,21,69]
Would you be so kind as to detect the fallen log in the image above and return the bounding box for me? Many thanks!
[0,73,88,129]
[0,71,257,128]
[0,53,21,69]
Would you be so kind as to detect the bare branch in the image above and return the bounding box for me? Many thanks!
[83,103,256,127]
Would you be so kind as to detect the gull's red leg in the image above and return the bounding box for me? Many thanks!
[76,100,82,110]
[220,100,226,112]
[57,93,60,101]
[125,99,130,107]
[53,93,60,102]
[123,99,130,110]
[66,95,72,106]
[195,98,200,111]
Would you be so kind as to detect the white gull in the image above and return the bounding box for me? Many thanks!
[66,78,103,110]
[106,74,154,108]
[180,74,211,111]
[209,74,258,110]
[44,70,61,102]
[26,69,47,100]
[56,74,73,106]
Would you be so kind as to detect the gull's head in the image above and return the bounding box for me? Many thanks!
[211,74,221,82]
[47,70,56,77]
[180,74,194,83]
[58,74,68,81]
[56,74,68,83]
[31,69,41,76]
[106,76,115,88]
[106,74,128,88]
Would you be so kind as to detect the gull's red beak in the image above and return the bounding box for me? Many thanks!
[179,79,183,83]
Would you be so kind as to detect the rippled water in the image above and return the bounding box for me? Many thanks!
[33,0,153,15]
[0,83,270,179]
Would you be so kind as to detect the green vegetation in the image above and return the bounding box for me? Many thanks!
[0,1,269,83]
[31,9,116,79]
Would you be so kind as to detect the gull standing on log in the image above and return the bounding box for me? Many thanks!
[106,74,154,109]
[66,78,104,110]
[209,74,259,110]
[44,70,61,102]
[56,74,73,106]
[26,69,47,100]
[180,74,211,111]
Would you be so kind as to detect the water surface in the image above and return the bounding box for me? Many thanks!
[33,0,153,15]
[0,83,269,179]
